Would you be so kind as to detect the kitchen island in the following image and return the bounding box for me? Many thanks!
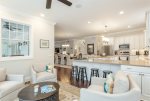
[73,57,150,100]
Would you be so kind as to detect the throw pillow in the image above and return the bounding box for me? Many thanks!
[46,65,54,73]
[113,71,129,94]
[0,68,6,82]
[104,73,114,94]
[45,65,49,72]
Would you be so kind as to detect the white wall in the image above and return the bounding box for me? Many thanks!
[0,6,55,81]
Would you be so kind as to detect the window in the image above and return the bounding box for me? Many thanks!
[0,19,32,60]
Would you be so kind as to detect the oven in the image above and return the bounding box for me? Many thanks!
[119,44,130,61]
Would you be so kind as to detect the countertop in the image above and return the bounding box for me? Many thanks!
[74,56,150,67]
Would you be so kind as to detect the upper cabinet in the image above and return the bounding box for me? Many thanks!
[145,11,150,47]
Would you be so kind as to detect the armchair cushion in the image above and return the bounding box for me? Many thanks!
[88,85,103,92]
[47,65,54,73]
[113,71,129,94]
[0,68,6,82]
[6,74,24,82]
[37,72,56,82]
[0,81,23,98]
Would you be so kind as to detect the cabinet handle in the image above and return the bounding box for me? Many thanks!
[139,73,144,76]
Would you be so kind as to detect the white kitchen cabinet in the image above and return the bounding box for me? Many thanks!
[121,65,150,100]
[113,33,145,50]
[139,34,144,49]
[129,36,134,50]
[134,35,140,49]
[145,12,150,47]
[142,73,150,100]
[124,36,129,44]
[114,37,119,50]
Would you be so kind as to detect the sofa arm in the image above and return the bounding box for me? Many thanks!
[91,77,106,86]
[80,88,141,101]
[7,74,24,82]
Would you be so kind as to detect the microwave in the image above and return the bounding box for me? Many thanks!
[119,44,130,50]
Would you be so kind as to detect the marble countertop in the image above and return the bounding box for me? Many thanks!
[74,57,150,67]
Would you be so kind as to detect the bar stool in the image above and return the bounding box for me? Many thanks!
[71,66,79,80]
[78,67,88,82]
[103,70,112,78]
[89,68,99,85]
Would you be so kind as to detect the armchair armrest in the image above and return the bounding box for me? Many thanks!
[31,66,37,83]
[7,74,24,82]
[53,68,57,75]
[91,77,106,86]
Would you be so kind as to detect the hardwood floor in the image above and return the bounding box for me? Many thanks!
[55,66,89,88]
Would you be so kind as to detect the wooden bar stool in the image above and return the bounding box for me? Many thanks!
[103,70,112,78]
[90,68,99,85]
[78,67,88,82]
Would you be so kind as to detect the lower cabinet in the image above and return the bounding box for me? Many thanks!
[121,65,150,101]
[142,73,150,100]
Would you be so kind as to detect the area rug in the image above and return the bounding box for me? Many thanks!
[14,82,80,101]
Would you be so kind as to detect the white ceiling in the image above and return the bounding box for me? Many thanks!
[0,0,150,40]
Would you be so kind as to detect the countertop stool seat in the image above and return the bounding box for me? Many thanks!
[71,66,79,80]
[103,70,112,78]
[78,67,88,82]
[90,68,99,85]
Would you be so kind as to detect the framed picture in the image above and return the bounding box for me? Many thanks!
[87,44,94,55]
[40,39,49,48]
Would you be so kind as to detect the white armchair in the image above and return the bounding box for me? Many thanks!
[0,68,24,101]
[31,64,57,84]
[80,75,141,101]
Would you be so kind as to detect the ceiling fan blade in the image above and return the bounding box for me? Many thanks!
[58,0,72,6]
[46,0,52,9]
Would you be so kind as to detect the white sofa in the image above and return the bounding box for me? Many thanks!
[31,64,57,83]
[0,68,24,101]
[80,75,141,101]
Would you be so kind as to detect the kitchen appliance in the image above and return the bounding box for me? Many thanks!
[119,44,130,61]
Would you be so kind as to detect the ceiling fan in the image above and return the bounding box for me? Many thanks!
[46,0,72,9]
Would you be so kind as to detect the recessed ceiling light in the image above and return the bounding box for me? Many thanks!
[119,11,124,15]
[88,21,92,24]
[128,25,131,28]
[40,13,45,17]
[75,4,82,8]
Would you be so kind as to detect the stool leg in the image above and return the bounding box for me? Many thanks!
[76,68,79,80]
[97,70,99,77]
[103,72,105,78]
[72,68,74,77]
[90,70,93,85]
[78,69,81,81]
[84,68,88,81]
[81,69,84,82]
